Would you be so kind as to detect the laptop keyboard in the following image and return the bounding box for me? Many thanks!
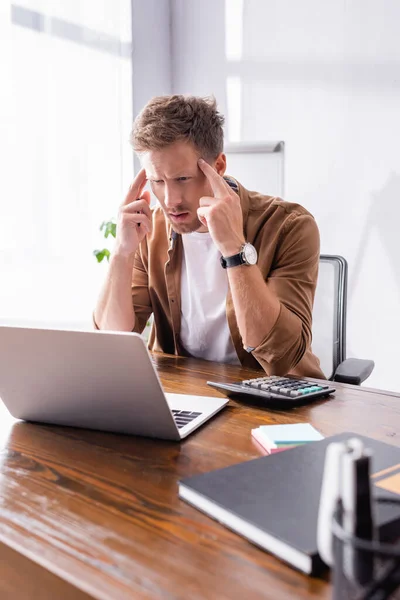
[171,409,202,429]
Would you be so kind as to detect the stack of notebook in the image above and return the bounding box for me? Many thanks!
[179,432,400,575]
[251,423,324,454]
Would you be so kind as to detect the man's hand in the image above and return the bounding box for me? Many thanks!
[115,168,152,258]
[197,158,245,257]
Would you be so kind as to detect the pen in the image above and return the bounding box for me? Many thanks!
[136,203,142,227]
[341,438,374,585]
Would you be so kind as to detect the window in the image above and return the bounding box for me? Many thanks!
[1,1,133,328]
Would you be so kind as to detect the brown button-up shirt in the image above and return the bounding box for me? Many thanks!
[130,178,325,379]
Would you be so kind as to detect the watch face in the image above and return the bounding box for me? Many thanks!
[243,243,258,265]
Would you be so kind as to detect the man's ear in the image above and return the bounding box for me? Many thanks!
[214,153,227,176]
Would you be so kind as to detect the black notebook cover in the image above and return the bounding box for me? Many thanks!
[179,432,400,575]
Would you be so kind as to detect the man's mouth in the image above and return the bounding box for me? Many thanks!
[169,212,190,222]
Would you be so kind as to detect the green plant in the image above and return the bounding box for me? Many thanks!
[93,219,116,263]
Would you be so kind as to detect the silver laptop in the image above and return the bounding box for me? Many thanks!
[0,326,228,440]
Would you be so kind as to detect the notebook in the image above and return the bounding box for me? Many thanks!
[252,423,324,454]
[179,432,400,575]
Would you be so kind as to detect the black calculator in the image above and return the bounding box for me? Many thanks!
[207,375,335,408]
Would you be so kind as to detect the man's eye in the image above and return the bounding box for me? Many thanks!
[152,180,164,184]
[177,177,190,182]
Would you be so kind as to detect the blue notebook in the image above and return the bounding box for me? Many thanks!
[258,423,324,444]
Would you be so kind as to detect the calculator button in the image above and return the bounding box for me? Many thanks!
[236,375,333,402]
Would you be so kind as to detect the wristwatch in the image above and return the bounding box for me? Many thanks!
[220,242,258,269]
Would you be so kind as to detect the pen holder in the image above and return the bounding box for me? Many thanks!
[331,498,400,600]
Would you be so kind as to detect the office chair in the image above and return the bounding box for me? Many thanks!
[312,255,374,385]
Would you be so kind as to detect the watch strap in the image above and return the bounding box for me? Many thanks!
[220,252,245,269]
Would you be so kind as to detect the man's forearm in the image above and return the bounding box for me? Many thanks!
[227,265,281,348]
[94,253,136,331]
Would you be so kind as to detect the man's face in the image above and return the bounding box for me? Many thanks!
[141,140,225,234]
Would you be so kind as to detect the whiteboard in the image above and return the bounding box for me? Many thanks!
[224,142,284,198]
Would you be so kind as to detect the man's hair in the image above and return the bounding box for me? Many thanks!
[130,95,225,159]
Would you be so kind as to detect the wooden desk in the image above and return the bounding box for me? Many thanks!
[0,354,399,600]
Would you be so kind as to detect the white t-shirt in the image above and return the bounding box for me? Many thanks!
[180,231,240,364]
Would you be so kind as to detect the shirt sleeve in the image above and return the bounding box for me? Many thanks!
[131,244,153,334]
[252,212,320,375]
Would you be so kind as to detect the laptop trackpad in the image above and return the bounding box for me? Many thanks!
[165,393,228,413]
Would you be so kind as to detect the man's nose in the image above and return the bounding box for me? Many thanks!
[164,186,182,210]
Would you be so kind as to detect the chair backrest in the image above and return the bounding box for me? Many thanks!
[312,255,348,380]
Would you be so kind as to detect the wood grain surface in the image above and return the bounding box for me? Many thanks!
[0,353,399,599]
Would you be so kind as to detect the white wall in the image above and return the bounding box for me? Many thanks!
[131,0,171,111]
[170,0,400,392]
[131,0,172,173]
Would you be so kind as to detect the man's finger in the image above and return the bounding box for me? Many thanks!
[141,190,151,206]
[120,212,152,232]
[123,197,152,218]
[122,168,147,206]
[198,158,232,196]
[198,195,217,208]
[197,206,211,226]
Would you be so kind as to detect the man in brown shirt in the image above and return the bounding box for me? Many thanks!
[94,95,324,379]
